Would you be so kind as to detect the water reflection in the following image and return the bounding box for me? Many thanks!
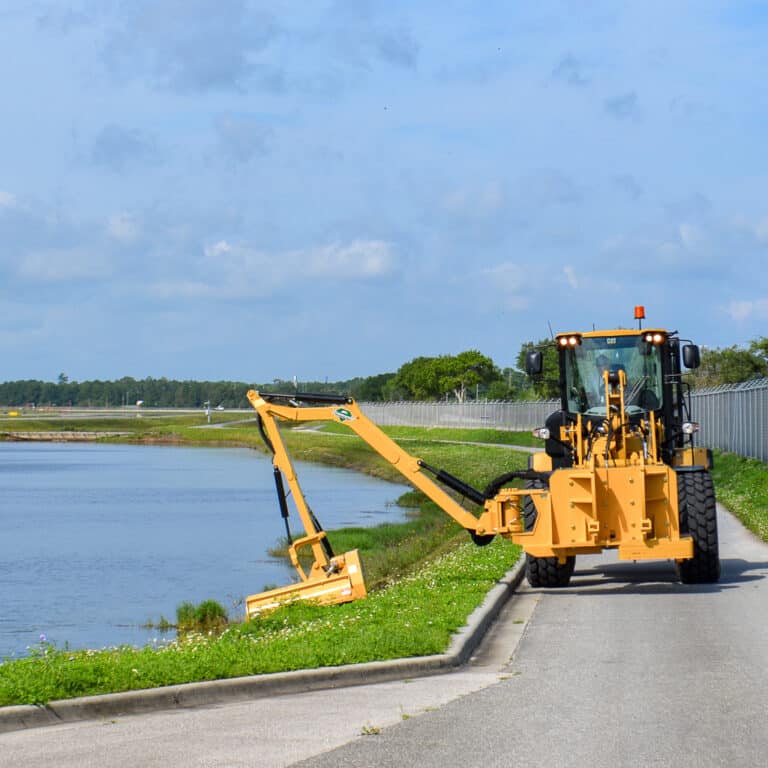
[0,442,409,658]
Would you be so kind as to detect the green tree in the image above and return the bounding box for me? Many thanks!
[485,367,531,400]
[437,350,499,402]
[391,356,440,400]
[516,339,560,399]
[352,373,396,401]
[392,351,501,401]
[749,337,768,367]
[690,341,768,388]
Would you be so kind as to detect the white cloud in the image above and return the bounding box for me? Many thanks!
[753,216,768,242]
[678,222,703,250]
[103,0,276,93]
[563,265,578,288]
[148,280,218,299]
[726,299,768,322]
[204,240,233,259]
[151,238,395,299]
[443,181,505,219]
[203,238,396,279]
[301,240,394,278]
[0,190,16,208]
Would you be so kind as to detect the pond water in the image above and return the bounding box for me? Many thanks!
[0,442,409,659]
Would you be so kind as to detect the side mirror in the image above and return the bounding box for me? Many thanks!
[525,350,543,376]
[683,344,700,369]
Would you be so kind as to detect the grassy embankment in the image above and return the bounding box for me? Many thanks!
[710,451,768,542]
[1,414,766,707]
[0,415,530,706]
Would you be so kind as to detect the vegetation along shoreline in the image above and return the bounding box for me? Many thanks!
[0,413,765,706]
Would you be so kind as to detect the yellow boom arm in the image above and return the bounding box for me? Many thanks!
[244,383,699,613]
[244,389,534,615]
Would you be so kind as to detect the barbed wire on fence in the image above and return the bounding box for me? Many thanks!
[690,377,768,394]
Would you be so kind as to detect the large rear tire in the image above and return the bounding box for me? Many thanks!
[522,479,575,588]
[676,471,720,584]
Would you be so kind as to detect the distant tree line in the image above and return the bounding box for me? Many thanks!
[0,349,535,408]
[2,338,765,408]
[0,377,253,409]
[0,375,400,409]
[688,338,768,388]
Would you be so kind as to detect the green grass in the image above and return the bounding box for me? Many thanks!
[1,413,541,451]
[711,451,768,542]
[0,419,530,706]
[318,422,540,447]
[0,539,519,706]
[269,498,464,592]
[0,414,235,437]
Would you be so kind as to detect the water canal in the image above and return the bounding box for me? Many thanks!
[0,441,409,659]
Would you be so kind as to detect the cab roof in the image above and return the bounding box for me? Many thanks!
[556,328,669,340]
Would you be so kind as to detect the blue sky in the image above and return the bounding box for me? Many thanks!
[2,1,767,383]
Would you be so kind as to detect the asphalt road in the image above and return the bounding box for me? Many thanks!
[299,505,768,768]
[2,504,766,767]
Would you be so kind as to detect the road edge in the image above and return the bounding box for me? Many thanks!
[0,558,526,734]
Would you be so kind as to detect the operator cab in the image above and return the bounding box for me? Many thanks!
[558,330,665,419]
[525,317,702,467]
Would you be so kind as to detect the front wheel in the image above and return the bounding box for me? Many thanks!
[522,479,575,588]
[676,471,720,584]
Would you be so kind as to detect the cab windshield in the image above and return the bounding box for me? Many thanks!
[563,335,663,417]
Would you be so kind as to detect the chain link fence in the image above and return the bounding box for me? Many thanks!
[690,379,768,462]
[359,400,558,431]
[361,378,768,462]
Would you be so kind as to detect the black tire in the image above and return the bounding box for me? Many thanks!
[470,531,495,547]
[676,471,720,584]
[522,479,575,588]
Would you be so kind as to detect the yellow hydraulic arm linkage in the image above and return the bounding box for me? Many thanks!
[244,390,533,617]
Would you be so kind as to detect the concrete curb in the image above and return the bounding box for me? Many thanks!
[0,559,525,735]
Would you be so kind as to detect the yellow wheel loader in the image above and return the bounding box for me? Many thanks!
[244,309,719,617]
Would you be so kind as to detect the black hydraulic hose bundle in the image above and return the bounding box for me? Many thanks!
[256,414,335,560]
[417,461,487,506]
[418,461,551,505]
[482,469,552,499]
[272,467,293,544]
[256,414,274,454]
